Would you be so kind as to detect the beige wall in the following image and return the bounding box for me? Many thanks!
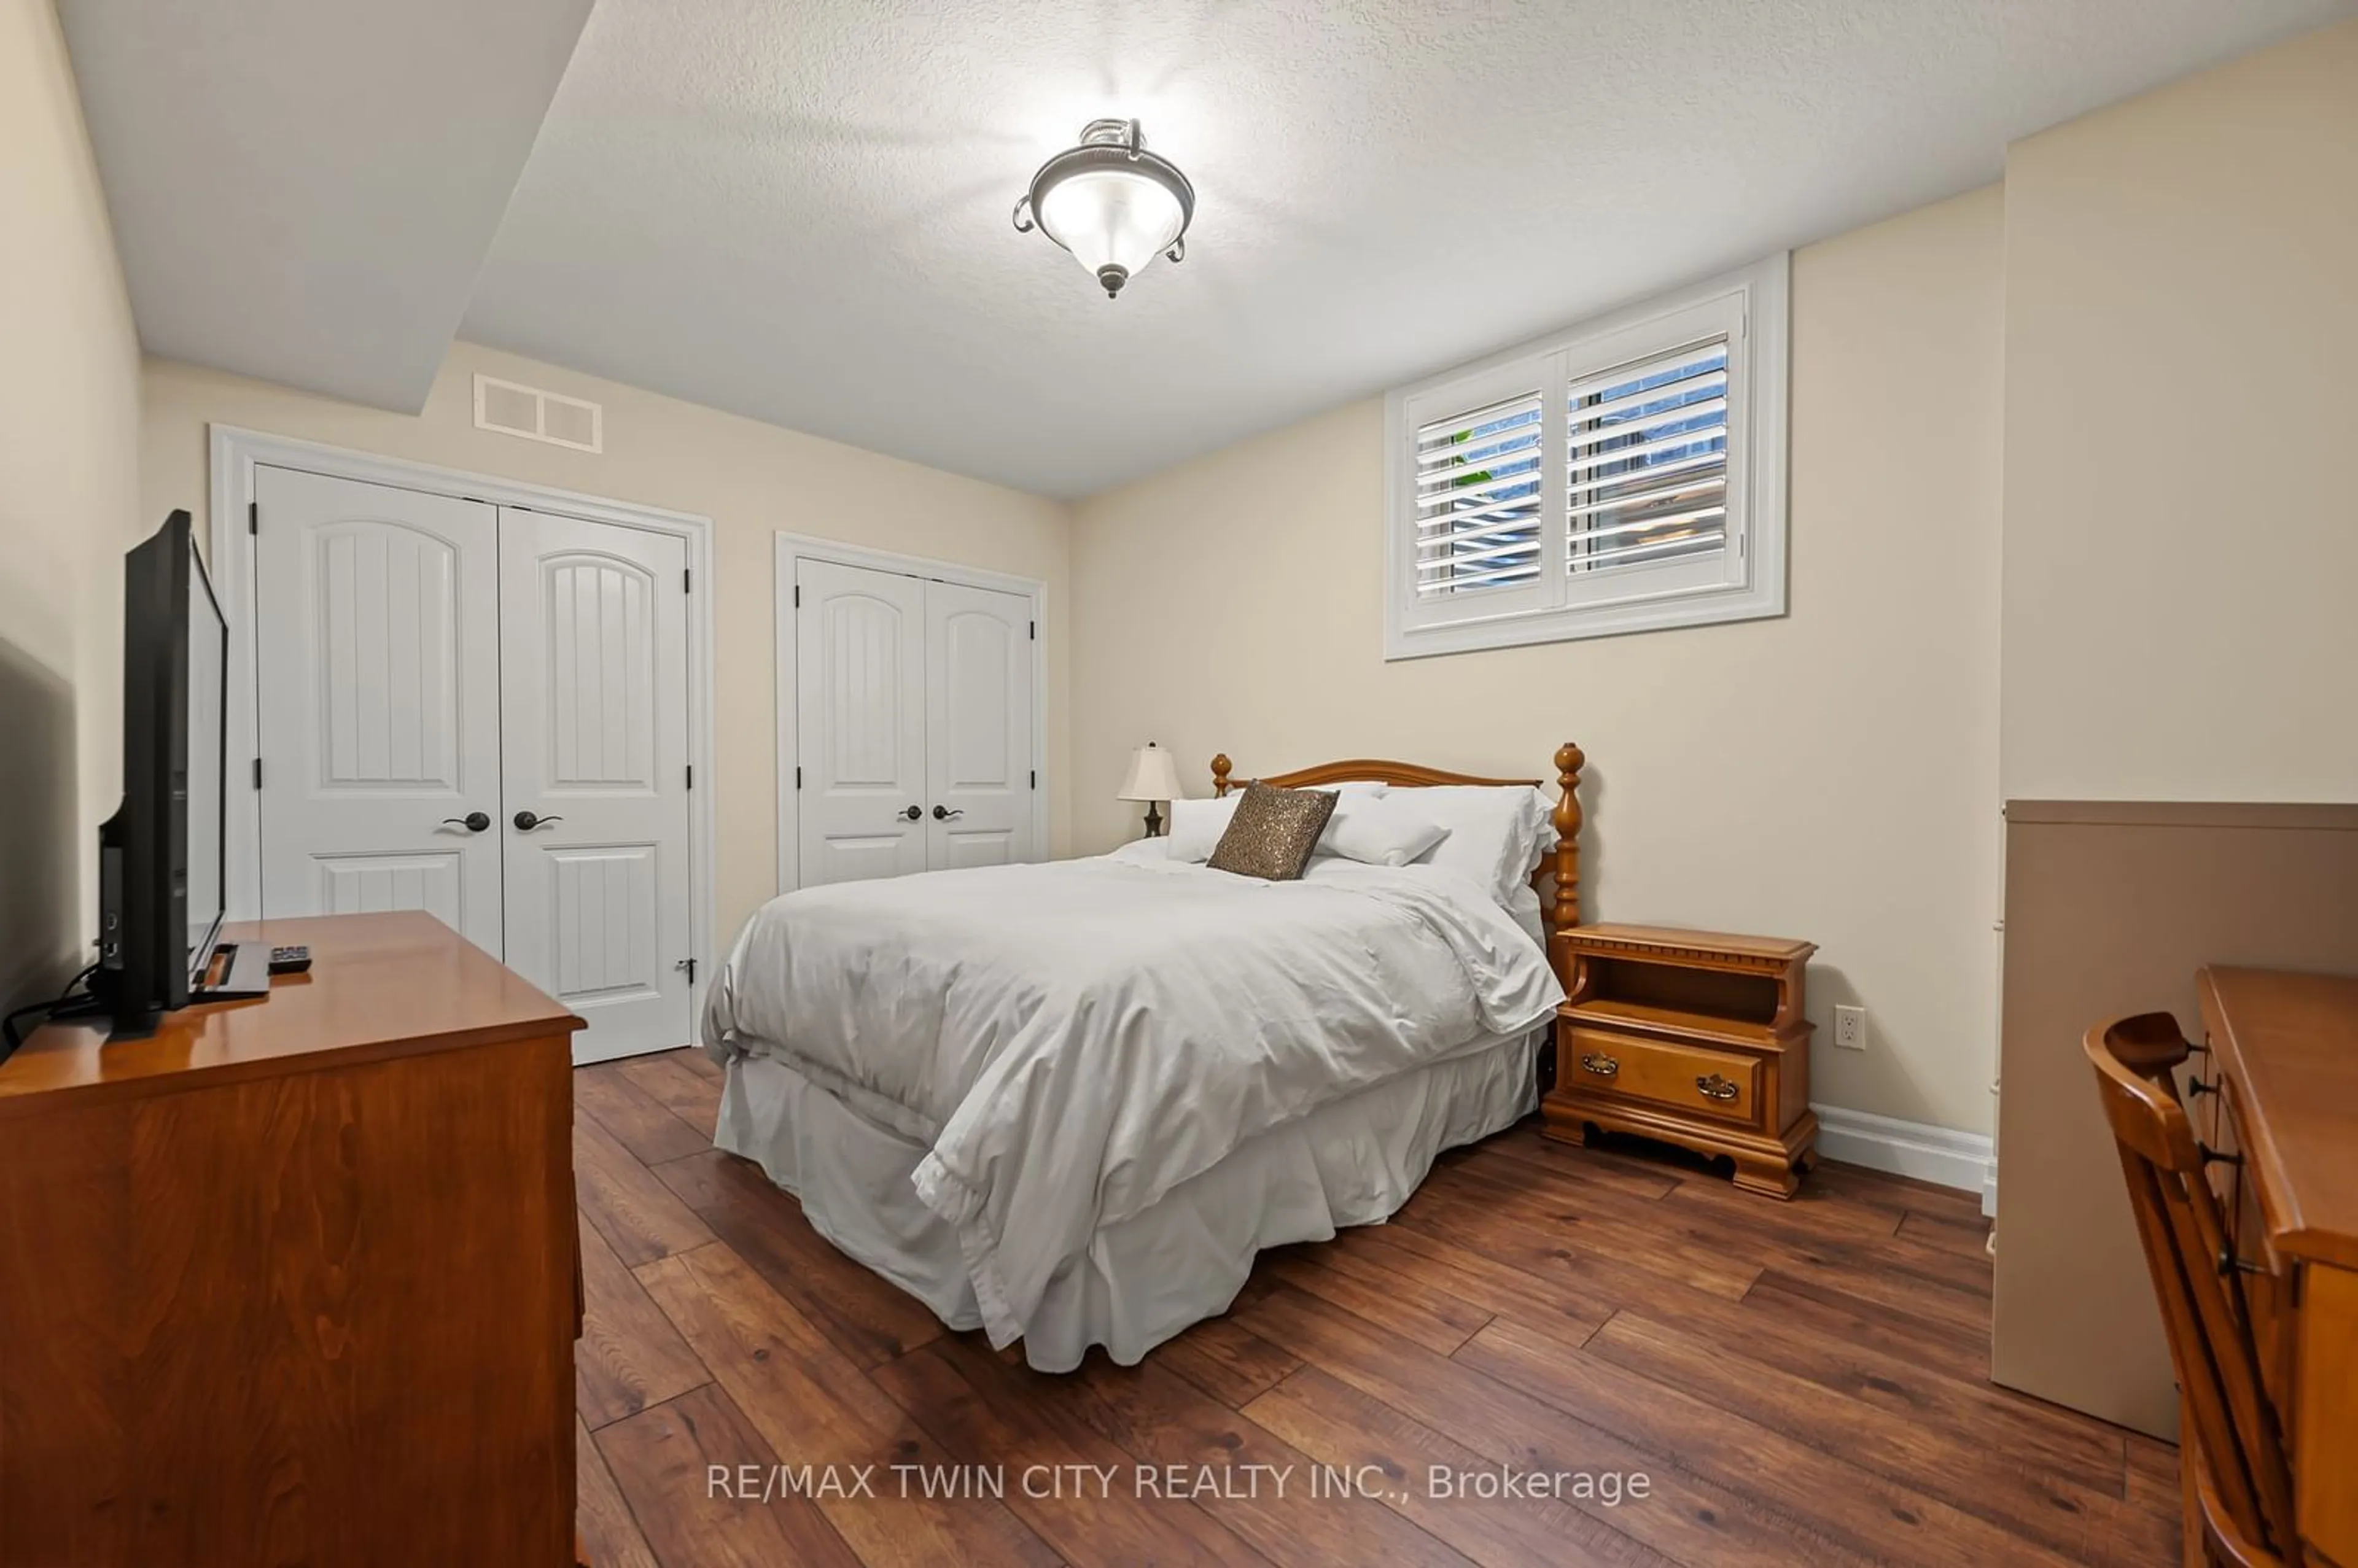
[1072,187,2007,1136]
[0,0,145,1009]
[2000,18,2358,801]
[64,8,2353,1147]
[142,343,1073,949]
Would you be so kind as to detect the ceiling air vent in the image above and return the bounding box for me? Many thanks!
[472,373,603,453]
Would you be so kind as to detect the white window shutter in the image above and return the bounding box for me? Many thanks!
[1393,357,1562,632]
[1384,255,1786,659]
[1566,340,1728,577]
[1558,325,1750,611]
[1414,390,1544,599]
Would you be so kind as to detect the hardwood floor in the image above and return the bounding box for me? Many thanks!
[571,1050,2179,1567]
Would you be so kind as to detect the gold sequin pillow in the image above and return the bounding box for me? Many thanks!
[1205,783,1339,882]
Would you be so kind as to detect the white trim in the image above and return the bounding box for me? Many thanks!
[1383,252,1790,660]
[1812,1104,1997,1217]
[206,424,718,1025]
[772,532,1050,898]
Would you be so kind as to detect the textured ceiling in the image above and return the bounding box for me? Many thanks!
[460,0,2352,497]
[61,0,2354,497]
[58,0,594,409]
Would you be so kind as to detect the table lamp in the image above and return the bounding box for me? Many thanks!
[1116,742,1185,837]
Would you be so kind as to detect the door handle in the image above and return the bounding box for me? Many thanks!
[901,805,923,821]
[441,812,492,833]
[932,805,964,820]
[513,810,565,831]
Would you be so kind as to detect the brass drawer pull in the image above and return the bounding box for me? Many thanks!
[1579,1052,1620,1078]
[1695,1073,1740,1103]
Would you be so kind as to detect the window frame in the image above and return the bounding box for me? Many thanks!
[1382,253,1789,660]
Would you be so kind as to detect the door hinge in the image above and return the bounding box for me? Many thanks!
[685,764,693,789]
[252,757,263,789]
[795,766,803,790]
[247,501,259,535]
[683,567,691,592]
[793,584,801,608]
[1030,769,1037,789]
[1029,619,1036,640]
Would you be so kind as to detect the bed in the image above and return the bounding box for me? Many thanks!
[701,745,1587,1370]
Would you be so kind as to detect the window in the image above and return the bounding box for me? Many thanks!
[1385,255,1788,658]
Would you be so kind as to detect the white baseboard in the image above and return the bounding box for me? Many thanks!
[1812,1104,1997,1219]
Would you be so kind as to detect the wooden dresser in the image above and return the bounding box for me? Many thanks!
[2195,965,2358,1567]
[0,912,585,1566]
[1543,923,1818,1198]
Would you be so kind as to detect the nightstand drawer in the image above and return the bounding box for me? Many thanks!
[1561,1026,1762,1125]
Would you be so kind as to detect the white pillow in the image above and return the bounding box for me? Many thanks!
[1164,796,1239,863]
[1315,791,1452,867]
[1165,782,1383,863]
[1407,785,1555,906]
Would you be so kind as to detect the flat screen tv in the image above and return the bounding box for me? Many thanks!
[93,509,227,1039]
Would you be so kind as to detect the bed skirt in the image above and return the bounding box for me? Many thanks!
[714,1028,1541,1372]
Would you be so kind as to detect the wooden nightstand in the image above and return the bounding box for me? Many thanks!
[1542,923,1818,1198]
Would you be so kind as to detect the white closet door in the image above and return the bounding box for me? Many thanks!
[253,467,504,952]
[924,579,1035,869]
[796,558,928,886]
[499,509,694,1064]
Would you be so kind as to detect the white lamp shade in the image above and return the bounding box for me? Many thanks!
[1116,743,1186,803]
[1038,169,1186,281]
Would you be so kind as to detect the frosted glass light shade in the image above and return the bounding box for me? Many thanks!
[1037,171,1185,287]
[1013,119,1196,298]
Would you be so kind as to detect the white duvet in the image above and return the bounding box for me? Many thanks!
[702,849,1562,1346]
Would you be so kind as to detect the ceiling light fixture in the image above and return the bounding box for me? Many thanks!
[1012,118,1194,300]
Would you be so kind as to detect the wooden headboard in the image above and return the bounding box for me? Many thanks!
[1208,743,1587,987]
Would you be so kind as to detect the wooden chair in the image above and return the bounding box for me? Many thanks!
[2084,1012,2300,1567]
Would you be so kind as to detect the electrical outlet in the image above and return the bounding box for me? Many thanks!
[1833,1004,1867,1052]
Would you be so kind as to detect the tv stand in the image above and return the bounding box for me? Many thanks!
[56,936,270,1046]
[192,938,272,1000]
[0,911,587,1564]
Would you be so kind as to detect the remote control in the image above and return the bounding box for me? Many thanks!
[268,945,313,975]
